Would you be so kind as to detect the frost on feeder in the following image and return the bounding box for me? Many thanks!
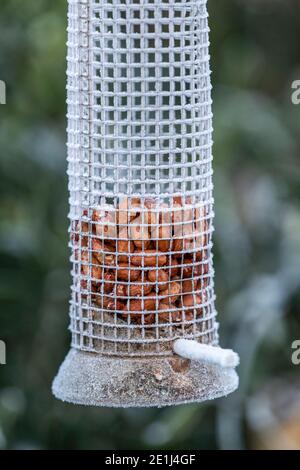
[52,0,239,407]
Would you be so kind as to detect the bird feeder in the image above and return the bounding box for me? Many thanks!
[52,0,239,407]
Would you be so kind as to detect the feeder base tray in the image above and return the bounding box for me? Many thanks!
[52,348,238,408]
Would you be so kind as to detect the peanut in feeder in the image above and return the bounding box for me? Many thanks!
[52,0,239,408]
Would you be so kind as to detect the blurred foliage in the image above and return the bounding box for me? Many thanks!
[0,0,300,450]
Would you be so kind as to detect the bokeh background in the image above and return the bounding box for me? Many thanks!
[1,0,300,450]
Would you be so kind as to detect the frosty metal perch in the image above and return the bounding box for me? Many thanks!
[174,340,240,368]
[52,0,239,407]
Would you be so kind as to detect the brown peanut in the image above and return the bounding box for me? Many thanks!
[80,251,102,282]
[168,258,179,278]
[116,264,140,282]
[158,301,174,323]
[172,198,197,253]
[172,198,193,233]
[158,301,188,323]
[128,282,153,297]
[150,204,172,252]
[172,237,184,256]
[98,253,115,268]
[102,271,115,294]
[182,278,199,294]
[106,299,126,311]
[92,238,115,265]
[117,227,135,263]
[159,204,172,252]
[95,293,125,311]
[122,294,157,322]
[160,281,181,304]
[92,237,103,254]
[92,206,117,240]
[195,249,208,262]
[182,293,202,308]
[173,195,192,206]
[179,295,202,321]
[172,196,183,206]
[144,198,159,227]
[117,197,141,226]
[157,225,172,252]
[172,202,183,225]
[131,250,167,267]
[72,209,89,246]
[194,205,209,249]
[143,314,156,325]
[114,283,127,297]
[147,270,169,290]
[126,297,156,312]
[182,259,208,278]
[91,261,102,282]
[117,254,131,264]
[94,295,111,308]
[114,276,153,297]
[179,310,194,322]
[198,277,210,290]
[130,215,151,250]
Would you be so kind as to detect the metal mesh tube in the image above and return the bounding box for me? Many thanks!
[67,0,218,357]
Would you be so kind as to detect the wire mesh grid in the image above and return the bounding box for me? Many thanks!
[67,0,218,357]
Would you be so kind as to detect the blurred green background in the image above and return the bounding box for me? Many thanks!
[1,0,300,450]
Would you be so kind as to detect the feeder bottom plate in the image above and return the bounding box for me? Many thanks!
[52,348,238,408]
